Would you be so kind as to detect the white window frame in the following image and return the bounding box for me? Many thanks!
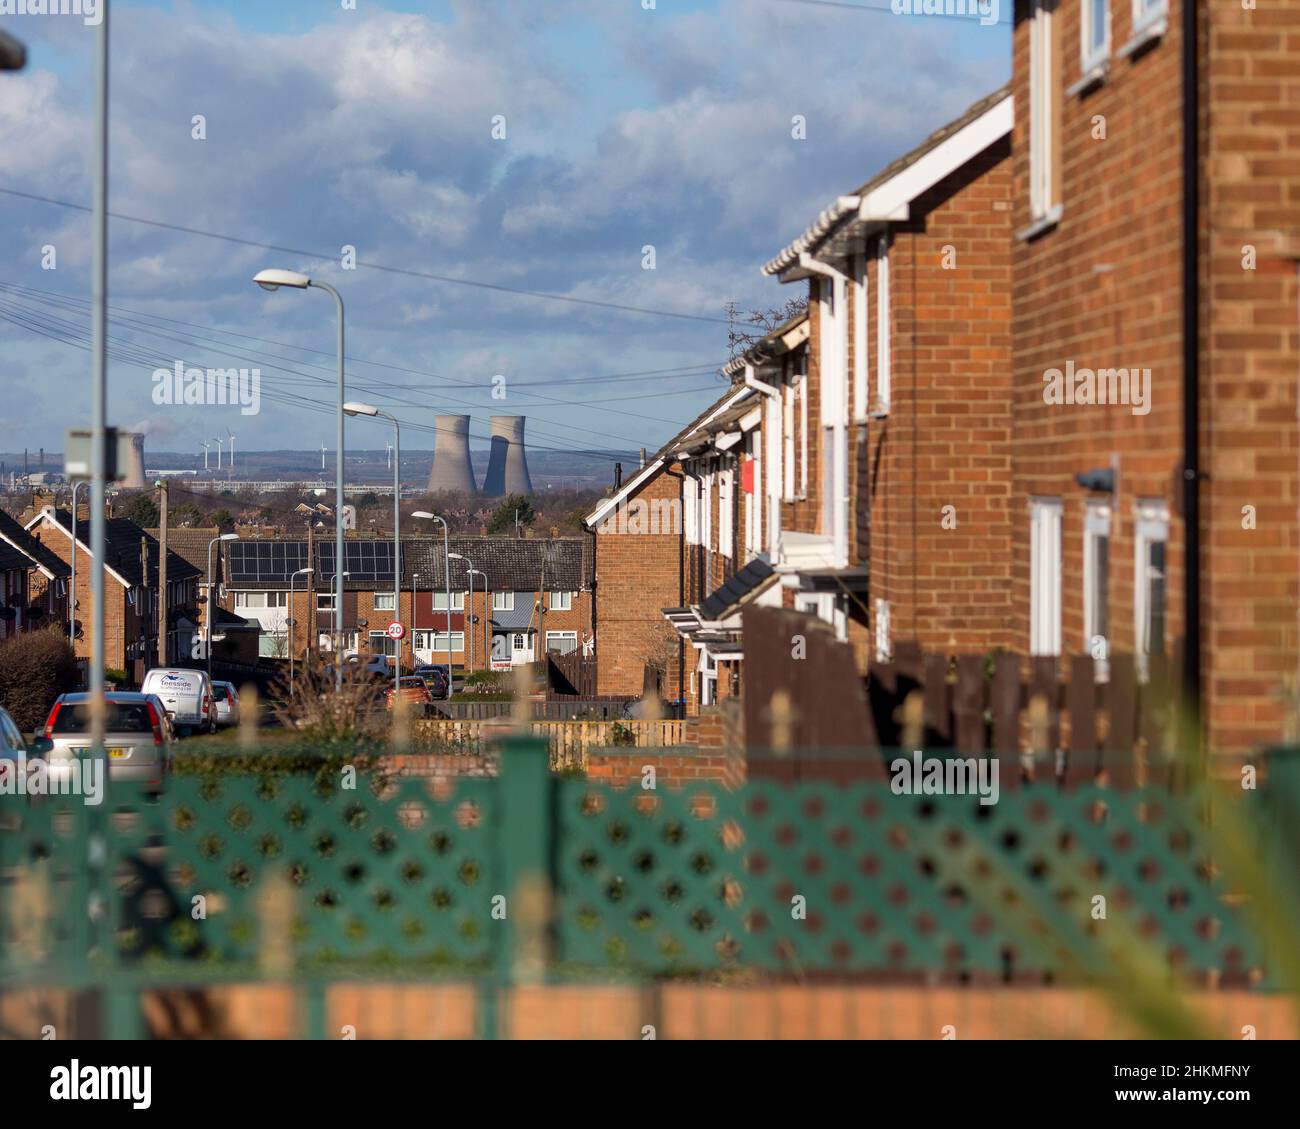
[432,590,466,611]
[853,251,869,423]
[373,592,396,612]
[1080,0,1110,76]
[368,629,397,656]
[875,236,891,414]
[1131,0,1167,36]
[783,382,796,501]
[1029,0,1058,223]
[545,630,578,655]
[1083,502,1111,673]
[430,631,465,652]
[874,598,892,663]
[718,466,734,559]
[684,475,699,546]
[1133,499,1169,665]
[1030,498,1063,656]
[549,591,572,611]
[316,592,336,612]
[492,591,514,612]
[702,471,714,552]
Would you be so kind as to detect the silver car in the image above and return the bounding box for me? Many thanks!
[40,692,174,791]
[211,681,241,728]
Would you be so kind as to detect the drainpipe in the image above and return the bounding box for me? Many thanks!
[1181,0,1201,731]
[743,363,782,561]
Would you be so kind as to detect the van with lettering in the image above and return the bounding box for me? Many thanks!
[140,668,215,735]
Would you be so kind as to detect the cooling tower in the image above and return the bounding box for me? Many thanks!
[482,415,532,497]
[121,432,147,489]
[427,415,477,493]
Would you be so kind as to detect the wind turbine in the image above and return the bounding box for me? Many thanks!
[201,440,211,471]
[386,441,393,471]
[321,445,327,471]
[227,428,236,477]
[212,437,224,470]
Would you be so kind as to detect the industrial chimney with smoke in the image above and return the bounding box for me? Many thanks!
[426,415,477,494]
[121,432,147,489]
[482,415,532,497]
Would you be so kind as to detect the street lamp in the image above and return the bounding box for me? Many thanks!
[253,267,346,688]
[206,533,240,675]
[69,480,85,645]
[288,566,313,692]
[412,511,451,693]
[343,400,402,696]
[451,555,485,674]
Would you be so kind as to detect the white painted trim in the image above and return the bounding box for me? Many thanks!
[25,512,132,589]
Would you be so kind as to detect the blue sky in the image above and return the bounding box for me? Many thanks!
[0,0,1008,460]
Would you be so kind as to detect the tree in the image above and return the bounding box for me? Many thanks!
[488,494,535,535]
[211,508,234,532]
[120,493,159,529]
[724,296,809,361]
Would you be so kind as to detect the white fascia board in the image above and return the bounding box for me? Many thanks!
[713,431,744,452]
[858,95,1013,222]
[27,513,132,589]
[0,531,56,579]
[583,458,665,529]
[762,196,861,277]
[738,406,763,432]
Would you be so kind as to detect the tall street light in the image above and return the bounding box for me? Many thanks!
[288,566,313,692]
[412,511,451,693]
[253,268,346,688]
[451,554,485,674]
[206,533,240,675]
[69,480,85,645]
[343,401,401,697]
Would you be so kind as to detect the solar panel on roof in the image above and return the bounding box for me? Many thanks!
[227,541,309,582]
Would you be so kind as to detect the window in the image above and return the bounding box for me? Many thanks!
[549,591,572,611]
[1030,498,1063,656]
[1134,500,1169,670]
[1083,503,1111,672]
[429,632,465,652]
[684,475,699,545]
[1131,0,1167,36]
[369,630,397,657]
[492,591,514,612]
[432,591,466,611]
[258,633,288,658]
[546,631,578,655]
[1028,0,1061,225]
[702,472,714,551]
[719,466,734,559]
[1080,0,1109,74]
[875,236,891,413]
[853,252,869,422]
[373,592,396,612]
[316,592,336,611]
[874,598,892,663]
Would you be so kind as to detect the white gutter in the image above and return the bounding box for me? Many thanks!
[762,196,860,278]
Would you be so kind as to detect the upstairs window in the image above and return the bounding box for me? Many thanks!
[1028,0,1062,226]
[1081,0,1109,75]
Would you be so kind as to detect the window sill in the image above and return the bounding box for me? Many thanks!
[1117,15,1167,60]
[870,406,891,420]
[1016,204,1064,243]
[1066,59,1109,98]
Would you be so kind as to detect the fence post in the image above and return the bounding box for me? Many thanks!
[482,733,552,1039]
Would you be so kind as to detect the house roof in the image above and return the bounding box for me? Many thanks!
[720,310,810,378]
[34,509,201,589]
[762,85,1013,278]
[0,509,71,579]
[583,383,755,529]
[145,527,221,582]
[0,537,30,573]
[699,556,776,621]
[219,535,594,593]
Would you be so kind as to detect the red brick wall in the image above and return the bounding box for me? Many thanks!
[591,466,685,699]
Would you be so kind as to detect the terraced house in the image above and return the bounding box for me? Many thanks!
[1009,0,1300,757]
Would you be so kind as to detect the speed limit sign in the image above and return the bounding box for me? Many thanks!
[386,621,405,641]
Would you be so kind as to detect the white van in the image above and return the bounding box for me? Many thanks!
[141,668,215,735]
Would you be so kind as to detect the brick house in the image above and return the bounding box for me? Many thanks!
[759,85,1015,668]
[219,535,593,674]
[148,527,259,666]
[0,508,70,640]
[24,508,201,680]
[1009,0,1299,756]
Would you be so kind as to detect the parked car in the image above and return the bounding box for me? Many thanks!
[140,667,216,735]
[211,681,240,728]
[385,676,432,711]
[412,665,450,699]
[0,704,26,792]
[39,692,174,792]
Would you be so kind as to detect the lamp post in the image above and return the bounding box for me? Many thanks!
[412,511,451,693]
[456,559,485,674]
[323,571,350,660]
[254,268,346,688]
[343,401,401,697]
[206,533,240,675]
[288,566,313,692]
[69,480,85,645]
